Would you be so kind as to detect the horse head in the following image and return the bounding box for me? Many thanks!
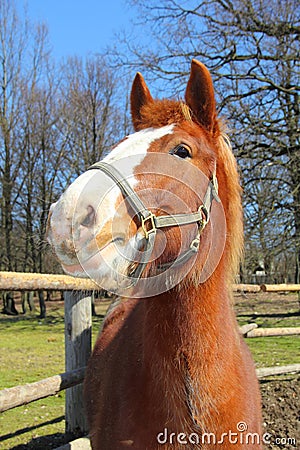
[47,60,242,296]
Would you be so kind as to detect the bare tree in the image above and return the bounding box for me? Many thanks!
[19,69,67,274]
[0,0,28,269]
[60,56,121,175]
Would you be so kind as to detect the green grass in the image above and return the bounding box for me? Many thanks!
[0,307,107,449]
[0,396,65,450]
[246,336,300,368]
[0,298,299,448]
[0,315,65,388]
[0,314,66,449]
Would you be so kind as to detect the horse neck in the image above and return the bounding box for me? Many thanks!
[140,274,239,368]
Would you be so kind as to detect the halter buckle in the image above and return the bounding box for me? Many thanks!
[141,213,157,239]
[198,205,209,230]
[190,237,200,252]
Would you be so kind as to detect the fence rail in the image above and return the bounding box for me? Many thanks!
[234,283,300,293]
[1,272,300,293]
[0,271,100,291]
[0,368,85,413]
[260,283,300,292]
[0,272,300,448]
[233,284,261,292]
[239,323,300,338]
[256,364,300,378]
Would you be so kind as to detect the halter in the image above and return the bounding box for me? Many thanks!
[88,161,220,284]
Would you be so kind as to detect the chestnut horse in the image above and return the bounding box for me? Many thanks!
[47,60,262,449]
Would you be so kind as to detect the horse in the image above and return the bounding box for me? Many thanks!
[47,60,262,449]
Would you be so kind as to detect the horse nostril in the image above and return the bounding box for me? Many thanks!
[80,205,96,228]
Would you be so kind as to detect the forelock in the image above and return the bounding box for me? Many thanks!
[135,99,193,130]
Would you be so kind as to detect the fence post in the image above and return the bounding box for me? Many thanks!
[64,290,92,439]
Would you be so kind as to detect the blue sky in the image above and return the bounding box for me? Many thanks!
[17,0,135,59]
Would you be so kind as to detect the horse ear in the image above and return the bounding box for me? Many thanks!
[185,60,217,133]
[130,72,153,130]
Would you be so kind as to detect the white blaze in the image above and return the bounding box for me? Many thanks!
[104,125,174,163]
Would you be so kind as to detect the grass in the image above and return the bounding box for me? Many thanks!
[0,295,299,449]
[0,302,109,449]
[246,336,300,368]
[0,312,66,449]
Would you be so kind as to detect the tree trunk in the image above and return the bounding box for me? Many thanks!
[3,292,18,315]
[38,290,46,318]
[21,291,35,313]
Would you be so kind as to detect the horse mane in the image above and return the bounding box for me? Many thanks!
[215,131,244,282]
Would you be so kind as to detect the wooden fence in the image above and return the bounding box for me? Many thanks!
[0,272,95,447]
[0,271,300,449]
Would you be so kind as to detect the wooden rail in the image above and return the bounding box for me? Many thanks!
[233,284,261,292]
[0,271,100,291]
[1,272,299,293]
[2,361,299,413]
[256,364,300,378]
[261,283,300,292]
[55,437,91,450]
[245,327,300,338]
[240,323,300,338]
[0,368,85,413]
[235,283,300,293]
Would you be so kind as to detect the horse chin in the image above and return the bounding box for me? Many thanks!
[61,235,142,292]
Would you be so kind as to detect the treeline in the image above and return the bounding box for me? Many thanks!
[0,0,299,284]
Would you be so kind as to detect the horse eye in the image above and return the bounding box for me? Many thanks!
[170,145,191,159]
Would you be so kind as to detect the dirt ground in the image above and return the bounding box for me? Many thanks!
[261,376,299,449]
[234,291,299,449]
[3,291,300,449]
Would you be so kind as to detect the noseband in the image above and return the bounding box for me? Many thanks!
[88,161,220,285]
